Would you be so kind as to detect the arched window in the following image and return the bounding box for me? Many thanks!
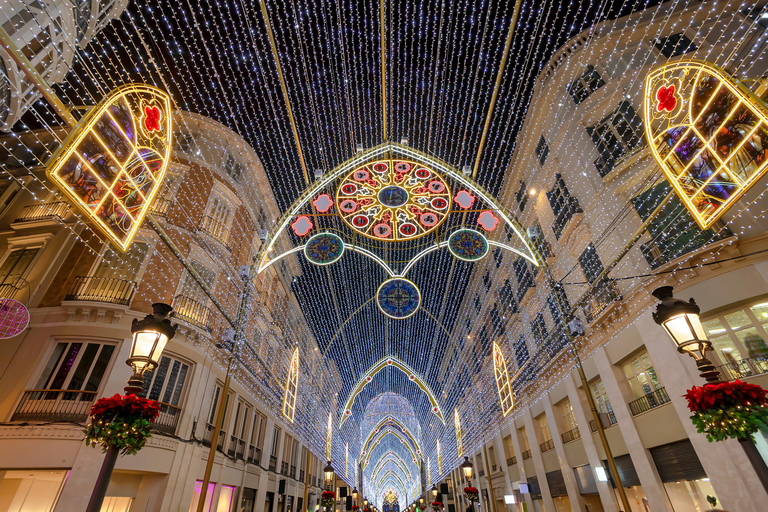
[493,342,515,416]
[282,348,299,422]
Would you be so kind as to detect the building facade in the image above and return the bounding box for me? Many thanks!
[0,111,339,511]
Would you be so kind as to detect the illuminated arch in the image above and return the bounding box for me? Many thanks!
[341,356,444,426]
[364,432,419,466]
[371,454,412,483]
[375,471,407,494]
[254,142,538,275]
[361,416,422,460]
[493,342,514,416]
[282,348,299,422]
[455,409,463,457]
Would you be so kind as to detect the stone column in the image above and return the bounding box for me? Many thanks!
[509,423,533,512]
[593,346,671,511]
[522,411,555,512]
[564,372,618,512]
[542,395,585,512]
[255,417,277,512]
[491,432,515,504]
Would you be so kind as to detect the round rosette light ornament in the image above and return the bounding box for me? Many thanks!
[464,487,479,503]
[0,299,30,339]
[83,393,161,455]
[448,229,489,262]
[684,379,768,442]
[376,277,421,319]
[304,232,345,266]
[322,491,336,510]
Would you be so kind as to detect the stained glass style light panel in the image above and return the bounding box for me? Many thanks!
[283,348,299,421]
[46,84,172,251]
[492,342,514,416]
[643,60,768,229]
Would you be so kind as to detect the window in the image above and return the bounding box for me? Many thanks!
[547,174,582,239]
[142,355,189,406]
[702,299,768,377]
[93,243,148,281]
[271,427,281,457]
[621,351,663,399]
[474,293,481,313]
[578,244,604,283]
[493,247,503,268]
[529,219,553,259]
[483,270,492,291]
[535,136,549,165]
[179,260,216,304]
[515,180,529,212]
[0,247,39,294]
[0,470,68,511]
[499,279,518,313]
[588,101,643,176]
[568,65,605,104]
[225,153,243,182]
[490,303,505,336]
[493,342,514,416]
[175,131,198,154]
[547,283,570,327]
[208,384,222,427]
[35,341,115,395]
[202,195,234,243]
[514,258,535,301]
[514,336,530,369]
[559,399,578,431]
[536,414,552,442]
[591,379,614,419]
[654,33,697,58]
[531,313,547,346]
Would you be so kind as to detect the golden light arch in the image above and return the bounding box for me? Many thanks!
[371,453,412,483]
[492,341,514,416]
[340,356,444,426]
[361,416,422,460]
[282,348,299,422]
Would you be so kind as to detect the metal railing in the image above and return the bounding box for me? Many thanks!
[150,195,173,216]
[281,461,289,474]
[11,389,97,423]
[228,436,245,459]
[589,411,618,432]
[628,387,671,416]
[201,423,226,450]
[290,465,296,478]
[65,276,136,306]
[552,197,583,240]
[153,402,182,435]
[299,469,304,481]
[582,279,622,324]
[561,427,581,444]
[540,439,555,452]
[200,215,231,244]
[717,357,768,381]
[172,295,214,332]
[507,456,517,466]
[14,201,69,223]
[0,282,20,299]
[247,445,262,464]
[269,455,277,472]
[521,449,532,460]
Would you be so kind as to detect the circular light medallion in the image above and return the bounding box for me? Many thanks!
[0,299,30,339]
[376,277,421,319]
[304,232,345,266]
[447,228,489,262]
[335,159,450,241]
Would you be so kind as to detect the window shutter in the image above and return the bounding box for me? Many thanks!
[649,440,707,483]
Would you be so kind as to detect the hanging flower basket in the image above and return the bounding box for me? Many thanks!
[431,501,444,510]
[684,379,768,442]
[464,487,479,503]
[322,491,336,509]
[351,506,359,511]
[84,394,160,455]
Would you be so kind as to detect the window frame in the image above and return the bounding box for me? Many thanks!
[141,352,193,408]
[31,337,119,396]
[567,65,605,104]
[587,101,643,177]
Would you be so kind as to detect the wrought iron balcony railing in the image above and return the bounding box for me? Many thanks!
[14,201,69,223]
[65,276,136,306]
[521,449,532,460]
[582,278,622,324]
[290,465,296,478]
[269,455,277,472]
[11,389,97,423]
[552,197,583,240]
[150,195,173,216]
[539,439,555,453]
[561,427,581,444]
[153,401,182,435]
[628,387,671,416]
[247,444,262,464]
[200,215,231,244]
[228,435,246,459]
[507,456,517,466]
[589,411,617,432]
[172,295,214,332]
[717,357,768,381]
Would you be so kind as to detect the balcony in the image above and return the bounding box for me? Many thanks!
[539,439,555,453]
[150,195,173,217]
[13,201,69,225]
[0,278,26,299]
[582,279,622,324]
[717,357,768,381]
[299,469,304,481]
[201,423,226,450]
[521,449,532,460]
[65,276,136,306]
[11,389,97,423]
[561,427,581,444]
[589,411,617,432]
[228,435,246,459]
[552,197,583,240]
[506,456,517,466]
[153,402,182,435]
[628,387,671,416]
[172,295,214,332]
[200,215,231,245]
[247,444,262,464]
[269,455,277,472]
[281,461,289,474]
[290,465,296,478]
[640,219,730,270]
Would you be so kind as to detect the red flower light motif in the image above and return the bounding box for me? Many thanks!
[454,190,476,209]
[656,85,677,113]
[477,210,499,231]
[291,215,313,236]
[313,193,334,213]
[144,105,162,132]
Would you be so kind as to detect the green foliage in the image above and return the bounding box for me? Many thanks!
[690,404,768,442]
[84,414,154,455]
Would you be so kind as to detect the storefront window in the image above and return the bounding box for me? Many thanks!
[0,469,69,511]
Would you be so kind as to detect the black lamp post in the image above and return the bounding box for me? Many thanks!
[324,461,335,491]
[651,286,719,383]
[85,303,176,512]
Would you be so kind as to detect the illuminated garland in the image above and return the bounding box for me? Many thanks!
[83,394,160,455]
[685,380,768,442]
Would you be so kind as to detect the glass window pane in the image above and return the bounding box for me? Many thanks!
[162,360,181,404]
[85,345,114,392]
[725,311,751,330]
[35,343,66,389]
[48,343,82,390]
[170,364,188,406]
[735,327,768,359]
[67,343,99,390]
[710,334,742,362]
[703,318,727,337]
[750,302,768,322]
[149,357,171,401]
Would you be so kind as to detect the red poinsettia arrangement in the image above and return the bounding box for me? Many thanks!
[431,501,444,510]
[84,394,161,455]
[464,487,479,502]
[321,491,336,509]
[351,506,360,511]
[684,380,768,442]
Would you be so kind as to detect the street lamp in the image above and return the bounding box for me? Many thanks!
[651,286,719,383]
[460,457,474,482]
[430,484,438,499]
[352,487,358,501]
[125,303,177,394]
[364,498,369,509]
[324,461,335,490]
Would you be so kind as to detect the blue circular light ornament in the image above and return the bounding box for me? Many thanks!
[304,232,345,265]
[376,278,421,319]
[447,229,489,261]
